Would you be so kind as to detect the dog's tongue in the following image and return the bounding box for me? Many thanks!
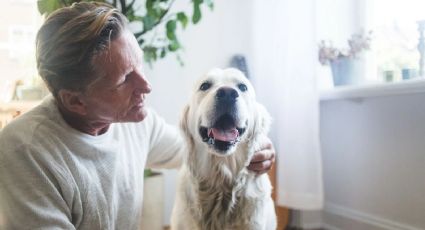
[209,128,239,142]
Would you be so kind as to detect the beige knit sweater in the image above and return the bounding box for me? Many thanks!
[0,96,183,230]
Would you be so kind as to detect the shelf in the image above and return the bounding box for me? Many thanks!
[0,100,42,129]
[320,78,425,101]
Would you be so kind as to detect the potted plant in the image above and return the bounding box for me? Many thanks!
[140,169,164,230]
[37,0,214,65]
[318,31,372,86]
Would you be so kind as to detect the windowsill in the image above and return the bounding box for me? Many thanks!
[320,78,425,101]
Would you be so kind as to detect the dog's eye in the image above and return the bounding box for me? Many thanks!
[237,83,248,92]
[199,82,212,91]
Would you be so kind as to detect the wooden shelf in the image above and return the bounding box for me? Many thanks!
[0,100,42,112]
[0,100,41,129]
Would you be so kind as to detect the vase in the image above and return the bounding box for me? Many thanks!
[330,56,365,86]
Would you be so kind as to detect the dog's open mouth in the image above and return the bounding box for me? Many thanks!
[199,114,246,153]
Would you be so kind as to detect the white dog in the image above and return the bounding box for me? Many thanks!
[171,68,276,230]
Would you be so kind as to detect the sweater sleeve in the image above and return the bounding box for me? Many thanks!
[145,110,185,169]
[0,145,75,230]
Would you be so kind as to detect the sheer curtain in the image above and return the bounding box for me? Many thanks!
[249,0,323,210]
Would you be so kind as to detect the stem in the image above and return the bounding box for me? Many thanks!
[148,26,159,44]
[119,0,127,14]
[126,0,136,10]
[162,12,177,23]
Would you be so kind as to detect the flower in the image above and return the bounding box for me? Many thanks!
[318,31,372,65]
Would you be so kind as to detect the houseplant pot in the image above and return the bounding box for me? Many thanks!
[330,56,365,86]
[140,171,164,230]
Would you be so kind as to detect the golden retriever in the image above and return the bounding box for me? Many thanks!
[171,68,276,230]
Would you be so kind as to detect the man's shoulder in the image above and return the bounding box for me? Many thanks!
[0,99,61,152]
[1,112,40,140]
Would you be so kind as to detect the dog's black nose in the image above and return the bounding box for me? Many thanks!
[216,87,239,102]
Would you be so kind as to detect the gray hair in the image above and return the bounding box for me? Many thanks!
[36,2,128,97]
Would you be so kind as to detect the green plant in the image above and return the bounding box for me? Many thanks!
[144,168,153,178]
[37,0,214,66]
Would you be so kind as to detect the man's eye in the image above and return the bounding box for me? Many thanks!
[120,74,131,84]
[238,83,248,92]
[199,82,212,91]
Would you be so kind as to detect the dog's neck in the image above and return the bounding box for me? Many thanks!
[186,141,256,230]
[188,141,252,182]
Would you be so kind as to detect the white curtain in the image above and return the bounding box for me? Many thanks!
[249,0,324,210]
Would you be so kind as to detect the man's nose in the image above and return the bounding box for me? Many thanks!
[134,72,152,95]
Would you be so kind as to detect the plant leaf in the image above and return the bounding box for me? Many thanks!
[144,169,153,178]
[142,15,156,32]
[176,12,188,29]
[137,38,145,46]
[168,39,180,52]
[160,48,166,58]
[126,6,137,21]
[166,20,177,40]
[143,46,158,64]
[176,53,184,66]
[205,0,214,10]
[146,0,153,12]
[37,0,62,16]
[192,0,202,24]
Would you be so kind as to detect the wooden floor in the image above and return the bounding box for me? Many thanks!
[269,163,289,230]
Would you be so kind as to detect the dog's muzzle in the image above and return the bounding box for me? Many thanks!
[199,87,246,153]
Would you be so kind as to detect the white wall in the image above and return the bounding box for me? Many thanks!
[320,93,425,230]
[316,0,362,45]
[143,0,253,225]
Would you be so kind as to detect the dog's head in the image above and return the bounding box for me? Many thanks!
[182,68,270,157]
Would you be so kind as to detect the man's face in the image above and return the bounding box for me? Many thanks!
[81,30,151,123]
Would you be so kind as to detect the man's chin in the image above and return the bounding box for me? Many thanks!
[128,107,148,122]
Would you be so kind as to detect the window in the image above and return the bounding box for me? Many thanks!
[371,0,425,82]
[317,0,425,89]
[0,0,42,102]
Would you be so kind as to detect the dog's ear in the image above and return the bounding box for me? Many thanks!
[180,105,190,138]
[180,104,196,152]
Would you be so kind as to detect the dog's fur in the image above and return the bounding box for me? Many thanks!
[171,68,276,230]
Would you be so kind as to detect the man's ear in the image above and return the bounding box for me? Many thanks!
[57,89,87,116]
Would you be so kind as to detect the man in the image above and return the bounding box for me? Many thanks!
[0,2,275,229]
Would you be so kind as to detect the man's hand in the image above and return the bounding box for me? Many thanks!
[248,137,275,175]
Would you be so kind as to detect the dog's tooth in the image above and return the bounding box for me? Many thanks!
[208,138,215,145]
